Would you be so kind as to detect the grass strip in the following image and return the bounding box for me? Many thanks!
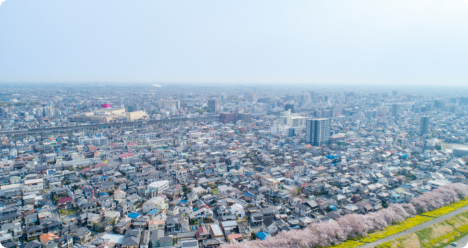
[331,196,468,247]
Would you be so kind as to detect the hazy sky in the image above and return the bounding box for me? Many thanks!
[1,0,468,85]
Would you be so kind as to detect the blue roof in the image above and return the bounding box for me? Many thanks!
[180,200,188,204]
[128,212,140,219]
[246,172,253,176]
[148,209,159,215]
[245,192,253,197]
[100,192,109,197]
[256,231,271,240]
[204,169,213,173]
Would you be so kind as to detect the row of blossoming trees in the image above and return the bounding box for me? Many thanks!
[221,183,468,248]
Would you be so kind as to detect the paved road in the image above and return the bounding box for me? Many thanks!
[360,205,468,248]
[443,233,468,248]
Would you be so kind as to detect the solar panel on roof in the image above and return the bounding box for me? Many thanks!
[181,241,198,247]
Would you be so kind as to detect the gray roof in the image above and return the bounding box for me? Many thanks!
[74,227,90,237]
[181,240,198,248]
[295,203,309,210]
[263,219,275,227]
[158,237,173,244]
[122,229,141,246]
[150,230,164,241]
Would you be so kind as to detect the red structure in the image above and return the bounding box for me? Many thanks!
[101,103,111,108]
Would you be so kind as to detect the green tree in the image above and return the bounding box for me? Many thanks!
[297,187,302,195]
[251,232,257,240]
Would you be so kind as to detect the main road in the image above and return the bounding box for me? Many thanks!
[360,205,468,248]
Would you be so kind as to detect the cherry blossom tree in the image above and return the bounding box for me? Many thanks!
[222,183,468,248]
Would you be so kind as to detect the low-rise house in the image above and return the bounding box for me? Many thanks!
[148,219,165,231]
[1,222,22,239]
[262,219,278,235]
[39,233,59,247]
[0,213,22,224]
[122,229,141,248]
[250,212,263,226]
[294,203,311,217]
[55,234,73,248]
[143,197,164,213]
[24,225,44,240]
[57,197,74,209]
[166,217,181,233]
[79,213,101,227]
[71,227,91,245]
[189,208,213,220]
[195,226,210,242]
[24,213,38,225]
[149,229,164,248]
[81,202,97,214]
[179,240,198,248]
[203,239,221,248]
[114,189,127,201]
[261,208,275,220]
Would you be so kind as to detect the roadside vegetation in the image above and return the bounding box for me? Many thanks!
[376,211,468,248]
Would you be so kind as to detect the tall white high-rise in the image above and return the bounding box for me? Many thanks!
[306,118,332,146]
[392,104,400,117]
[420,116,430,135]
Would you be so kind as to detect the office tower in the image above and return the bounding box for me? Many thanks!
[289,128,296,137]
[285,103,294,113]
[128,104,139,112]
[236,112,252,123]
[208,100,218,113]
[461,97,468,105]
[314,110,323,118]
[392,104,399,117]
[158,99,180,109]
[365,110,377,119]
[42,105,54,117]
[345,93,354,103]
[424,104,432,112]
[244,94,254,102]
[393,90,398,96]
[306,118,331,146]
[420,116,430,135]
[435,100,445,109]
[220,112,236,123]
[323,109,333,118]
[116,99,124,108]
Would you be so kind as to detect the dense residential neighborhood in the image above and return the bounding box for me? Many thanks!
[1,84,468,247]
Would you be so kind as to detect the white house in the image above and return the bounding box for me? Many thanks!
[147,180,170,197]
[143,197,164,213]
[229,203,245,218]
[23,179,44,192]
[189,208,213,219]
